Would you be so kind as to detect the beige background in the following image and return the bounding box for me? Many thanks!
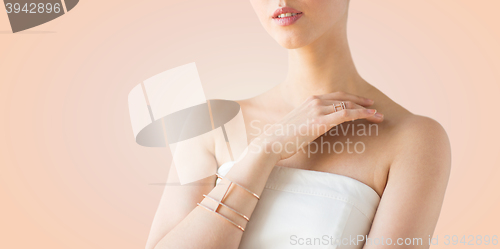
[1,0,499,248]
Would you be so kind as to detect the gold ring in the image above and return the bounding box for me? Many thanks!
[333,101,346,112]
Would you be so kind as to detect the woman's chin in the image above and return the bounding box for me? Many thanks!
[276,38,309,50]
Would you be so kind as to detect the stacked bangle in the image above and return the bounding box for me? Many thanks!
[196,202,246,232]
[196,173,260,232]
[203,194,250,221]
[215,173,260,200]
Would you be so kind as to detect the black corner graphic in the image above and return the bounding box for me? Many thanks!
[3,0,79,33]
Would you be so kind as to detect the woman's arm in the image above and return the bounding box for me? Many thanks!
[144,148,219,249]
[364,116,451,248]
[154,144,279,249]
[146,92,382,249]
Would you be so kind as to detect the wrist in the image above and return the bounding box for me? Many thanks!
[248,135,282,164]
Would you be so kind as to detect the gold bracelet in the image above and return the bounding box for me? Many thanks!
[197,202,245,232]
[215,173,260,200]
[203,194,250,221]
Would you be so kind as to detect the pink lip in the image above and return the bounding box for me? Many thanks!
[272,7,303,26]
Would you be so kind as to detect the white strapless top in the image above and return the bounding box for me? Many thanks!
[216,161,381,249]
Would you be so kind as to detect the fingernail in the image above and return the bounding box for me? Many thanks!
[366,98,374,104]
[375,112,383,118]
[367,109,376,114]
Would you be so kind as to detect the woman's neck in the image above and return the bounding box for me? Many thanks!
[279,23,370,107]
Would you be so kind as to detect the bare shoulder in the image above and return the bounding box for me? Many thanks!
[389,113,451,174]
[393,114,450,149]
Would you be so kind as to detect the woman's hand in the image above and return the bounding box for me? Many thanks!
[250,91,384,161]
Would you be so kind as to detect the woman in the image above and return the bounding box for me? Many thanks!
[145,0,451,248]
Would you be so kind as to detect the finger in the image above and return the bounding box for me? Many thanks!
[319,100,383,123]
[316,91,374,107]
[317,101,362,116]
[322,108,381,126]
[366,110,384,123]
[320,100,364,112]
